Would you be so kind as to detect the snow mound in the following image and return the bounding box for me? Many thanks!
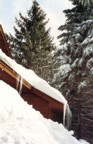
[0,80,89,144]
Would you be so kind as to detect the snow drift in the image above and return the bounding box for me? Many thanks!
[0,80,89,144]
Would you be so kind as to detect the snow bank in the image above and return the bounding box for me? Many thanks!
[0,81,89,144]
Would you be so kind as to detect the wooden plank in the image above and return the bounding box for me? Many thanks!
[31,86,63,111]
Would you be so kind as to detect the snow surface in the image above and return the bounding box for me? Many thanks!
[0,80,89,144]
[0,49,67,105]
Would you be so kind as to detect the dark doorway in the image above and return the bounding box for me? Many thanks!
[51,109,63,123]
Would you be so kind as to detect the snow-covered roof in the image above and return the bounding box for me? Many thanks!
[0,80,89,144]
[0,49,67,105]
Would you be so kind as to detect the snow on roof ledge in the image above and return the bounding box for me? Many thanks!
[0,49,67,105]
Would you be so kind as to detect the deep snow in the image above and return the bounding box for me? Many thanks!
[0,81,89,144]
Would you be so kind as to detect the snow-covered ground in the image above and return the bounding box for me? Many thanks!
[0,81,89,144]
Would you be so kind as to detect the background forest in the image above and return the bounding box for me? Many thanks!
[7,0,93,144]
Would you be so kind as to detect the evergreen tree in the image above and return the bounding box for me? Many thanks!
[7,0,55,82]
[52,1,93,143]
[70,0,93,6]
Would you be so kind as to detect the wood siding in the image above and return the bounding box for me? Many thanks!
[0,25,12,58]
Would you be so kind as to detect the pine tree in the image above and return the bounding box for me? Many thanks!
[7,0,55,82]
[70,0,93,6]
[52,1,93,143]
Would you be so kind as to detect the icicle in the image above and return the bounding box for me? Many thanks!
[16,74,23,95]
[63,104,67,126]
[63,103,72,129]
[66,104,72,129]
[16,74,20,91]
[19,76,23,95]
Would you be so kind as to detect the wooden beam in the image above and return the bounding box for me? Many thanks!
[0,25,12,58]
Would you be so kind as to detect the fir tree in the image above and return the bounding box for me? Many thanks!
[70,0,93,6]
[52,1,93,143]
[7,0,55,82]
